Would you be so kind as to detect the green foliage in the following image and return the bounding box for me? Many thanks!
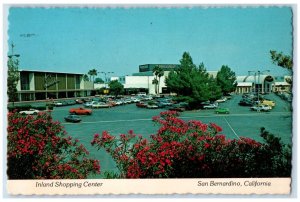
[109,80,124,98]
[88,69,98,82]
[166,52,222,108]
[7,57,20,106]
[94,77,104,84]
[216,65,237,95]
[270,50,293,70]
[8,104,32,112]
[83,74,90,81]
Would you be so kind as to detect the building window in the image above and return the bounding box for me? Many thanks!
[20,72,30,90]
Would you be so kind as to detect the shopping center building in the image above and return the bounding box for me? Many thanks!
[235,75,291,94]
[16,70,94,101]
[15,66,292,102]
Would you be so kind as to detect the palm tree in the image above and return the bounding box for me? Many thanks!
[88,69,98,82]
[153,65,164,94]
[152,78,158,94]
[88,70,93,81]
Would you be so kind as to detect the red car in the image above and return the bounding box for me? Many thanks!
[69,107,92,115]
[136,102,147,108]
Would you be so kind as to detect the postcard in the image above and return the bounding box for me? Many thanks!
[4,5,294,195]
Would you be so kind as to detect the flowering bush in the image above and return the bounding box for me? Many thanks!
[92,111,291,178]
[7,111,100,179]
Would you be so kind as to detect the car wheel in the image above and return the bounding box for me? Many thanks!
[33,112,37,115]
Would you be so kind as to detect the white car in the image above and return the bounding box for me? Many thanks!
[19,109,40,115]
[216,97,227,103]
[250,105,272,112]
[83,101,98,108]
[147,104,159,109]
[203,103,218,109]
[92,102,110,108]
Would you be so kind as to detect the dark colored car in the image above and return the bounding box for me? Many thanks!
[64,115,82,123]
[238,99,253,106]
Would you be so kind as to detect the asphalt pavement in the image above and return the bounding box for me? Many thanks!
[50,93,293,178]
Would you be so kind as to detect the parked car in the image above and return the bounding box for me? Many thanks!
[261,99,276,107]
[69,107,92,115]
[75,99,84,104]
[250,104,272,112]
[216,97,227,103]
[92,102,110,108]
[239,99,253,106]
[146,104,159,109]
[136,102,147,108]
[115,100,124,105]
[159,101,173,107]
[131,97,141,103]
[143,96,153,101]
[19,109,40,115]
[83,101,98,108]
[64,115,82,123]
[54,101,64,106]
[203,103,218,109]
[215,108,230,114]
[167,103,186,112]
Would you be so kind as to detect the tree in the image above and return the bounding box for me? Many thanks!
[165,52,222,108]
[152,78,158,94]
[94,77,104,84]
[109,80,124,98]
[88,69,98,82]
[152,65,164,94]
[216,65,237,95]
[270,50,293,70]
[83,74,89,81]
[270,50,293,85]
[7,56,20,106]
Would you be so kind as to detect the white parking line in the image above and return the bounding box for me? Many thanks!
[222,117,241,140]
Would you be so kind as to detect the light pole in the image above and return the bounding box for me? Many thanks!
[8,43,20,58]
[8,43,20,105]
[248,70,270,105]
[100,71,114,88]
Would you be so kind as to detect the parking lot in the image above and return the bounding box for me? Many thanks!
[50,93,292,178]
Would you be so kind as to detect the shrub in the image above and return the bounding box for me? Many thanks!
[8,104,32,112]
[92,111,291,178]
[32,105,47,110]
[7,112,100,179]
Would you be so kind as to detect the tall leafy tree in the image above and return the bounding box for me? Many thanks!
[109,80,124,98]
[7,56,20,106]
[166,52,221,108]
[216,65,237,95]
[270,50,293,71]
[270,50,293,84]
[152,65,164,94]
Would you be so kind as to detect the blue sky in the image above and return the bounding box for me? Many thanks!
[7,6,293,77]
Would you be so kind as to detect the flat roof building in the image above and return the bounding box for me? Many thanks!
[16,70,94,101]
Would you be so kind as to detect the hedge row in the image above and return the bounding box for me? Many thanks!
[8,103,54,112]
